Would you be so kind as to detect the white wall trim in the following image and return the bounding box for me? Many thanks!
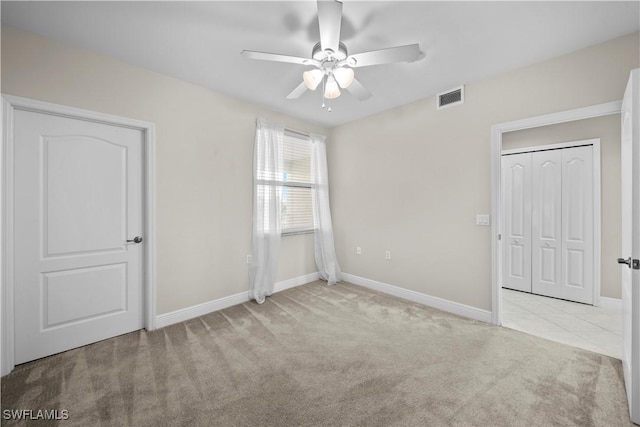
[494,101,622,134]
[600,296,622,310]
[154,272,320,329]
[1,97,15,377]
[593,139,603,308]
[491,101,622,326]
[1,95,157,375]
[273,272,320,293]
[342,273,492,323]
[502,139,599,155]
[144,123,158,332]
[154,291,249,329]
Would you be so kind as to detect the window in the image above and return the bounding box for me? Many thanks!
[281,131,313,234]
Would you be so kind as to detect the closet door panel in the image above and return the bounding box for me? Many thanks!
[531,150,563,297]
[561,146,594,304]
[502,153,532,292]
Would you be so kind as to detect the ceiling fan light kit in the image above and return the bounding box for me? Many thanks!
[324,75,341,99]
[303,69,323,91]
[241,0,423,110]
[333,67,354,89]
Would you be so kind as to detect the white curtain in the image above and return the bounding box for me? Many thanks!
[310,133,342,285]
[250,118,285,303]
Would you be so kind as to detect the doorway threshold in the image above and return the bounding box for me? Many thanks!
[502,288,621,359]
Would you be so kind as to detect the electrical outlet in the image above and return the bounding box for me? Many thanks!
[246,254,252,264]
[385,251,391,260]
[356,246,362,255]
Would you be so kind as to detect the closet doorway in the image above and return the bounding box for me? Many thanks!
[501,139,600,305]
[492,107,622,361]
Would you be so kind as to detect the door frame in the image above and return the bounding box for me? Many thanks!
[501,139,601,304]
[1,95,157,375]
[491,101,621,325]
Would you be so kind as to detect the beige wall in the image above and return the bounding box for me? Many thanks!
[2,25,638,317]
[503,115,621,298]
[328,32,639,310]
[1,26,323,315]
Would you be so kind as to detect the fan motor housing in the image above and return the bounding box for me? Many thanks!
[312,42,348,61]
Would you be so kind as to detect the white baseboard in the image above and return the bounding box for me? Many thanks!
[154,291,248,329]
[341,273,492,323]
[154,272,491,328]
[155,272,320,329]
[274,272,320,293]
[599,296,622,310]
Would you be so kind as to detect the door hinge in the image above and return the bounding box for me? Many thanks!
[498,234,502,241]
[634,259,640,270]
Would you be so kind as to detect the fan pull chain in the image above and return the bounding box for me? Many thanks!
[319,75,332,112]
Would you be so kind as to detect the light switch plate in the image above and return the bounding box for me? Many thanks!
[476,214,490,226]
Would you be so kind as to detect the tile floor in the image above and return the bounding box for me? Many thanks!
[502,288,622,359]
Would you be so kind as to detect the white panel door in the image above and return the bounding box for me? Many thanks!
[502,153,532,292]
[620,68,640,423]
[13,109,144,364]
[560,146,594,304]
[531,150,563,297]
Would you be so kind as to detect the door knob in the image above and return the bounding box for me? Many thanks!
[618,257,632,267]
[124,236,143,245]
[618,257,640,270]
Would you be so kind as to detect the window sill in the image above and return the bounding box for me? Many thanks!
[282,229,314,236]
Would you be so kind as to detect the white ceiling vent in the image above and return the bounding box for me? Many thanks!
[437,85,464,110]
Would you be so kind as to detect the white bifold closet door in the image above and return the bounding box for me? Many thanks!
[502,145,594,304]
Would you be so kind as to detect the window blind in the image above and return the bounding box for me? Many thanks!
[281,131,313,234]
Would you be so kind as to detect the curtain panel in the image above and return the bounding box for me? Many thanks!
[249,118,285,303]
[310,133,342,285]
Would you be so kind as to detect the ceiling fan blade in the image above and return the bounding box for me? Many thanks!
[286,81,308,99]
[317,0,342,55]
[347,44,422,68]
[241,50,320,67]
[345,78,372,101]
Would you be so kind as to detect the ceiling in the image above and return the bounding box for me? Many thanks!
[2,1,639,128]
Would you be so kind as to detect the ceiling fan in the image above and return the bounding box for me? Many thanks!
[241,0,422,110]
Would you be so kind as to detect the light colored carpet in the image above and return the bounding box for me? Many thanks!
[1,281,633,426]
